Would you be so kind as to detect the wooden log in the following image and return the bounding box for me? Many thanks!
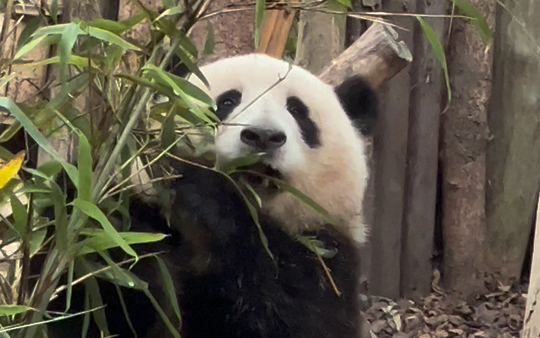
[319,23,412,88]
[523,199,540,336]
[485,0,540,286]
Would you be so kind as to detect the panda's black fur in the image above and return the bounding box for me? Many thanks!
[37,57,378,338]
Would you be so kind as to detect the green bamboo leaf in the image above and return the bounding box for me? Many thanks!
[174,44,208,87]
[82,274,110,337]
[15,34,49,60]
[78,231,167,255]
[154,6,185,23]
[142,65,213,123]
[0,73,16,90]
[77,132,93,202]
[115,73,177,99]
[30,228,47,256]
[0,122,22,143]
[50,0,59,24]
[73,199,137,258]
[143,289,181,338]
[203,23,215,56]
[161,107,177,150]
[17,16,42,50]
[179,33,198,59]
[166,72,215,107]
[86,19,129,34]
[10,194,28,235]
[417,17,451,103]
[32,23,78,37]
[449,0,492,43]
[0,305,35,316]
[63,107,92,140]
[0,99,78,184]
[155,256,182,325]
[94,253,147,290]
[58,22,80,85]
[86,26,142,51]
[118,12,147,30]
[0,146,14,161]
[255,0,266,48]
[22,55,98,70]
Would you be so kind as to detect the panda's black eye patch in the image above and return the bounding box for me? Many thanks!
[215,90,242,121]
[286,96,320,148]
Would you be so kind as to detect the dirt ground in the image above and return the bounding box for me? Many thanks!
[364,272,527,338]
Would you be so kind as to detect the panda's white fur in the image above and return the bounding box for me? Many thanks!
[186,54,370,243]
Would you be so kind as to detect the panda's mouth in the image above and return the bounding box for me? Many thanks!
[235,162,283,192]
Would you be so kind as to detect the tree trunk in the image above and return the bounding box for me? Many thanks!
[485,0,540,286]
[440,0,495,297]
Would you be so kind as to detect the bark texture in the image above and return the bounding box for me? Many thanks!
[440,0,495,297]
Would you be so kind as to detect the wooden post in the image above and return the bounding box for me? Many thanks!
[522,198,540,337]
[400,1,446,298]
[256,4,296,58]
[440,0,495,297]
[485,0,540,286]
[295,9,345,74]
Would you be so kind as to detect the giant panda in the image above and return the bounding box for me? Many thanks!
[45,53,378,338]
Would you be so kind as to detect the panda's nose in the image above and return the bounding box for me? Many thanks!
[240,128,287,150]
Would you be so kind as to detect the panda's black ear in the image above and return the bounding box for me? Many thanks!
[334,76,378,136]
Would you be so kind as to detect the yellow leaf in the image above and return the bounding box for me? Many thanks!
[0,151,25,190]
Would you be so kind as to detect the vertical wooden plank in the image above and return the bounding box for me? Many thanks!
[485,0,540,286]
[295,11,345,73]
[256,7,296,59]
[399,1,446,298]
[523,199,540,336]
[440,0,494,297]
[369,0,416,299]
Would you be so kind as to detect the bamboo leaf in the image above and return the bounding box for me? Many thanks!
[77,132,93,202]
[86,26,142,51]
[50,0,59,24]
[417,17,451,103]
[86,19,129,35]
[58,22,81,84]
[203,23,215,55]
[0,305,35,316]
[10,194,27,235]
[255,0,266,48]
[155,256,182,325]
[78,231,167,255]
[0,151,25,190]
[73,199,137,258]
[449,0,492,43]
[15,34,49,60]
[154,6,185,23]
[174,44,208,87]
[0,99,79,184]
[17,16,42,50]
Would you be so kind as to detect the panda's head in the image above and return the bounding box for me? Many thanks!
[187,54,377,244]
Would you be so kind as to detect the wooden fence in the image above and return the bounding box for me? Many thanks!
[2,0,539,301]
